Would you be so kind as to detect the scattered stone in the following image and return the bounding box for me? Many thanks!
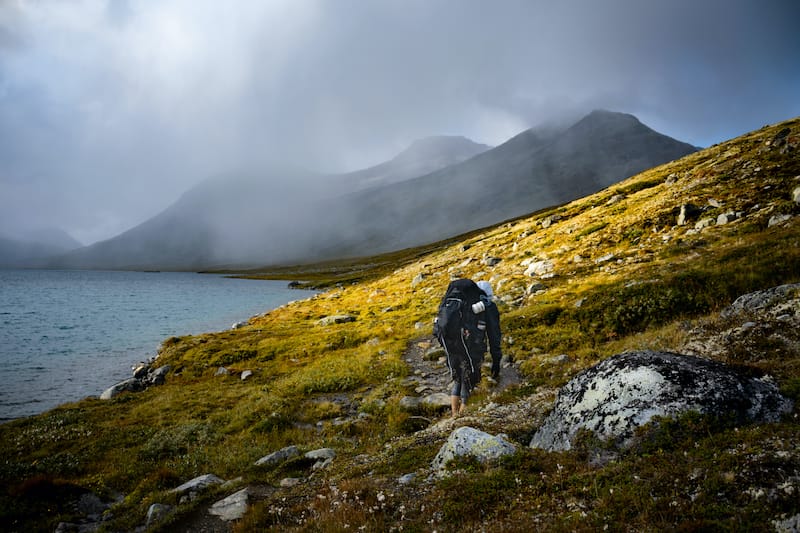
[720,283,800,319]
[432,426,516,476]
[399,396,422,411]
[411,273,426,288]
[305,448,336,470]
[793,185,800,205]
[100,378,143,400]
[530,351,792,452]
[280,477,302,488]
[773,513,800,533]
[716,211,738,225]
[171,474,225,495]
[594,253,615,264]
[606,194,624,206]
[483,256,502,267]
[146,503,173,527]
[231,321,248,330]
[241,370,253,381]
[255,445,301,466]
[527,281,545,294]
[398,473,416,484]
[317,314,356,326]
[524,259,554,277]
[695,217,715,230]
[768,214,792,227]
[420,392,451,410]
[707,198,722,208]
[215,367,230,376]
[209,488,250,521]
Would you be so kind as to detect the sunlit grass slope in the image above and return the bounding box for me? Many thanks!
[1,117,799,532]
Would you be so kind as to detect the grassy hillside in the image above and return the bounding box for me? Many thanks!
[1,117,799,532]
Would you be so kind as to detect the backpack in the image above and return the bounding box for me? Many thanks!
[434,279,488,361]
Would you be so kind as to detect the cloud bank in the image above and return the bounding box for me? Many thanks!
[1,0,798,244]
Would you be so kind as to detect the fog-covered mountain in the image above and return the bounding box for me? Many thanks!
[338,135,490,192]
[53,110,697,270]
[0,228,82,268]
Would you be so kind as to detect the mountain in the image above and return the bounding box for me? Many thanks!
[54,110,697,270]
[337,135,490,192]
[0,228,82,268]
[305,110,698,257]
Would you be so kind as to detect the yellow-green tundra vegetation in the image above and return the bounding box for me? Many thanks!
[2,118,800,532]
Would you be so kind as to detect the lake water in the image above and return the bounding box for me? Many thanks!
[0,269,316,421]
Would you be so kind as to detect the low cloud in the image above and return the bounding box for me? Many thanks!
[1,0,798,245]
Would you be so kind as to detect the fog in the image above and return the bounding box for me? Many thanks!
[1,0,798,247]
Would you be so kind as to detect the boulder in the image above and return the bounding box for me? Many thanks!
[317,315,356,326]
[255,445,301,466]
[432,426,516,476]
[530,350,792,452]
[209,488,250,521]
[100,378,143,400]
[146,503,173,527]
[305,448,336,470]
[171,474,225,494]
[768,214,792,227]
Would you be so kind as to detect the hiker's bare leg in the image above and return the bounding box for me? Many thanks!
[450,395,461,417]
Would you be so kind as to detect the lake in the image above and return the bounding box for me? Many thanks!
[0,269,315,421]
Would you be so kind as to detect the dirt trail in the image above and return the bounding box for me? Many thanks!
[401,335,523,401]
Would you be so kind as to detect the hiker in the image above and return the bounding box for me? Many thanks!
[434,278,503,417]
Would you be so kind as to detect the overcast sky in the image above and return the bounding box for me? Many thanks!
[1,0,799,246]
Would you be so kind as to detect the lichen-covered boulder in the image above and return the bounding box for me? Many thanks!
[530,350,792,451]
[432,426,516,476]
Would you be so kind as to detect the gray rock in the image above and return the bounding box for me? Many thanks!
[420,392,452,410]
[695,217,715,230]
[171,474,225,494]
[432,426,516,476]
[530,350,792,452]
[280,477,302,487]
[99,378,142,400]
[146,503,173,526]
[241,370,253,381]
[317,314,356,326]
[149,365,170,385]
[215,366,229,376]
[483,256,502,267]
[769,214,792,227]
[208,488,250,521]
[773,512,800,533]
[411,273,426,288]
[524,259,554,277]
[399,396,422,411]
[721,283,800,319]
[255,445,301,466]
[398,473,416,484]
[793,185,800,205]
[231,321,248,329]
[716,211,738,225]
[305,448,336,470]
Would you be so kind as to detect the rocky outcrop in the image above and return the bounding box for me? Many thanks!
[530,350,792,452]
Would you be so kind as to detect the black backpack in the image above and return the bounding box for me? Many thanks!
[434,279,487,359]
